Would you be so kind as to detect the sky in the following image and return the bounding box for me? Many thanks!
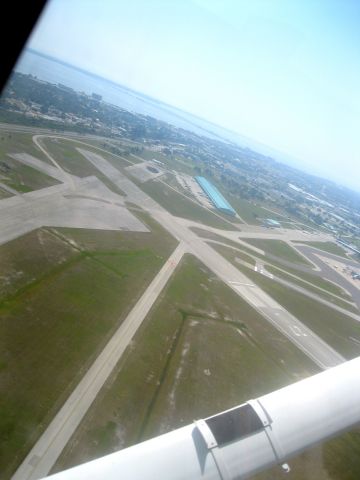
[26,0,360,191]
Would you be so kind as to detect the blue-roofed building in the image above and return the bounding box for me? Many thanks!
[263,218,281,228]
[195,176,236,216]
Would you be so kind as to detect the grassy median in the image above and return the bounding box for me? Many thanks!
[54,254,317,472]
[236,264,360,360]
[243,238,312,266]
[0,211,176,479]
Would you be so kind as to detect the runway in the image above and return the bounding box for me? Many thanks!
[11,243,186,480]
[72,149,346,370]
[296,245,360,310]
[8,134,351,479]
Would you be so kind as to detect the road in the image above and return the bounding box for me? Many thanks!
[12,243,186,480]
[183,225,345,370]
[76,149,345,369]
[177,217,333,243]
[200,238,359,317]
[7,131,350,479]
[186,221,360,310]
[296,245,360,310]
[264,269,360,321]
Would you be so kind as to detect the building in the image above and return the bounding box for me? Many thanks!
[92,93,102,101]
[57,83,74,92]
[263,218,281,228]
[195,176,236,216]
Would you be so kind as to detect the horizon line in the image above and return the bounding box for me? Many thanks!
[18,48,360,195]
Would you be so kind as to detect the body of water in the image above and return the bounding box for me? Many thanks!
[14,49,298,168]
[14,49,240,143]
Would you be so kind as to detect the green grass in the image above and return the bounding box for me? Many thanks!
[0,229,78,302]
[209,242,256,266]
[131,149,169,164]
[226,196,271,225]
[278,265,352,300]
[149,153,196,176]
[0,187,12,198]
[236,264,360,360]
[293,241,349,259]
[1,160,59,193]
[322,430,360,480]
[0,132,49,163]
[210,242,356,313]
[42,138,99,177]
[0,211,177,479]
[266,265,359,314]
[0,132,61,191]
[3,162,59,192]
[55,210,177,256]
[243,238,312,266]
[140,179,236,230]
[54,254,318,473]
[199,232,355,312]
[190,227,352,300]
[252,428,360,480]
[41,138,127,196]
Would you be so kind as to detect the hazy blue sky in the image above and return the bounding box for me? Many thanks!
[26,0,360,191]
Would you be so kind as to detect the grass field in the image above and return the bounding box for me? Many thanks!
[132,148,170,164]
[0,229,78,302]
[0,187,12,198]
[266,265,359,314]
[0,132,49,163]
[236,264,360,360]
[209,242,256,267]
[203,238,356,313]
[243,238,312,266]
[0,132,61,192]
[3,162,59,192]
[140,179,236,229]
[54,254,318,473]
[191,228,352,300]
[1,138,60,194]
[252,428,360,480]
[0,211,176,479]
[146,152,196,176]
[292,241,349,259]
[279,265,352,300]
[226,196,272,224]
[41,138,128,196]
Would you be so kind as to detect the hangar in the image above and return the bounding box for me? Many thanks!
[195,176,236,216]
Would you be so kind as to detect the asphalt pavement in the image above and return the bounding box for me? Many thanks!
[8,132,353,480]
[12,243,186,480]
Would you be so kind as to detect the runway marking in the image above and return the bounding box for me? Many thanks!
[291,325,308,337]
[12,243,186,480]
[228,281,255,287]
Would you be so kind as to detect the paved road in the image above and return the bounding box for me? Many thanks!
[8,151,74,186]
[9,137,349,479]
[0,177,147,247]
[12,243,186,480]
[296,246,360,310]
[75,149,345,369]
[186,221,360,310]
[265,270,360,322]
[177,217,332,243]
[184,227,345,370]
[0,181,22,196]
[203,238,359,315]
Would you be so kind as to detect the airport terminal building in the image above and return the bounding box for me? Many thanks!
[195,176,236,216]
